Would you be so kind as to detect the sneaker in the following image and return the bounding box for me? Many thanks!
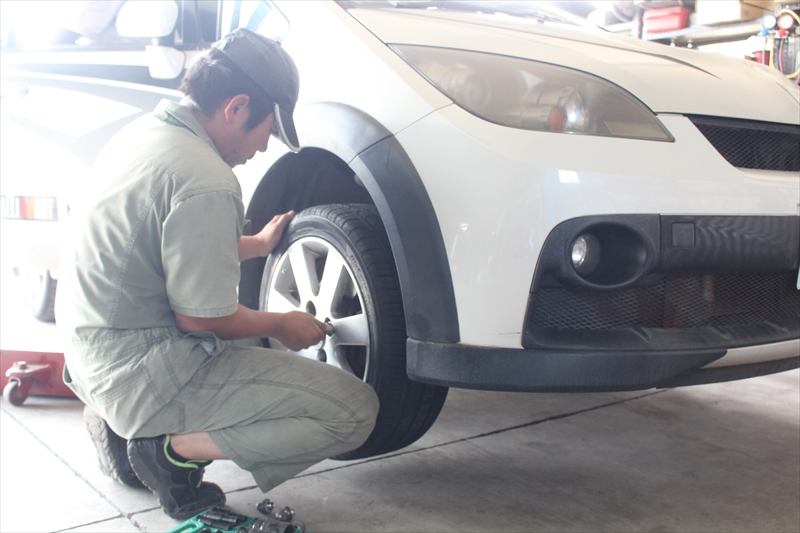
[127,435,226,520]
[83,406,144,488]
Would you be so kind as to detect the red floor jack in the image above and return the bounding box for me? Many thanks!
[1,350,76,405]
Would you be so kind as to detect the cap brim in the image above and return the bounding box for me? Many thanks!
[274,103,300,153]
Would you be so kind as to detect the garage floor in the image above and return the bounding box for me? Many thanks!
[2,372,799,532]
[1,271,799,533]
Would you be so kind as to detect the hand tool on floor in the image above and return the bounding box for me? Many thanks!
[167,504,305,533]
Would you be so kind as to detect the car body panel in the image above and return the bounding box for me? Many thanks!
[395,105,799,347]
[277,2,451,137]
[346,8,800,124]
[0,50,183,275]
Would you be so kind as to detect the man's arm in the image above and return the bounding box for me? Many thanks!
[238,211,295,261]
[178,210,323,347]
[175,304,330,351]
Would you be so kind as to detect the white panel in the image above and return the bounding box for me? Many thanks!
[395,107,800,347]
[704,340,800,368]
[274,1,451,136]
[347,8,799,125]
[3,85,141,137]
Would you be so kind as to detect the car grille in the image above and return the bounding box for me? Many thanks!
[688,115,800,172]
[528,272,799,331]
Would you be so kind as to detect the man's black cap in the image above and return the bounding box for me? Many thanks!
[213,28,300,152]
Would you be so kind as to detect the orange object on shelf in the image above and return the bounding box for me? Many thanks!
[643,6,692,33]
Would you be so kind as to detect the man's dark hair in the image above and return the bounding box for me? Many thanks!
[179,48,272,131]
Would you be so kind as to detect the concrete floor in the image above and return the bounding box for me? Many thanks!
[1,270,799,532]
[2,369,798,532]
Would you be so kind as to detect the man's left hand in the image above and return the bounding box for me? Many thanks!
[238,210,295,261]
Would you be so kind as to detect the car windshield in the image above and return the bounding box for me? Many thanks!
[336,1,595,28]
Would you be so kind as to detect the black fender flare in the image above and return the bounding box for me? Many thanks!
[294,102,459,343]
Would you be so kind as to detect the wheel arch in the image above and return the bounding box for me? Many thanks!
[240,102,459,343]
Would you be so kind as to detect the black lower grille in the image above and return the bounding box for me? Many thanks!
[529,272,799,331]
[688,115,800,172]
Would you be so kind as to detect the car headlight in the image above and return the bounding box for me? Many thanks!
[392,45,673,142]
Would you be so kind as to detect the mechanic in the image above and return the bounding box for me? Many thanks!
[55,28,379,520]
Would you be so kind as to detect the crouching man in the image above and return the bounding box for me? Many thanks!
[56,28,378,519]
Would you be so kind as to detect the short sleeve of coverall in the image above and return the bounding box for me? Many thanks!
[161,191,244,318]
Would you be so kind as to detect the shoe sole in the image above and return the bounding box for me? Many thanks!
[83,406,144,489]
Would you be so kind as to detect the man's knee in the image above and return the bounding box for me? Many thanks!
[348,381,379,447]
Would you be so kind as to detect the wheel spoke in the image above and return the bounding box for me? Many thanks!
[266,290,300,314]
[291,344,345,371]
[316,251,348,316]
[331,314,368,346]
[294,347,320,360]
[287,244,319,301]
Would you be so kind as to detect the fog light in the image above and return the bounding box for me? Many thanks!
[571,234,600,276]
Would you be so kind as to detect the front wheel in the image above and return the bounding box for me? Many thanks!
[261,204,448,459]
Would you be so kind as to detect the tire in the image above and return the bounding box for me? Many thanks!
[83,406,144,488]
[261,204,448,459]
[20,269,57,322]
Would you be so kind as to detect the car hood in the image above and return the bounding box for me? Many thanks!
[347,7,800,125]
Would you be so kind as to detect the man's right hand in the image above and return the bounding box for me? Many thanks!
[175,305,333,346]
[275,311,332,351]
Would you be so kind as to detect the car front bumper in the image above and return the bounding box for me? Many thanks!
[397,106,799,390]
[407,338,800,392]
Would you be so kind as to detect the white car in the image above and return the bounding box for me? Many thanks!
[1,1,798,458]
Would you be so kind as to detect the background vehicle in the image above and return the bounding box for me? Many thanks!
[1,0,798,458]
[0,0,188,320]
